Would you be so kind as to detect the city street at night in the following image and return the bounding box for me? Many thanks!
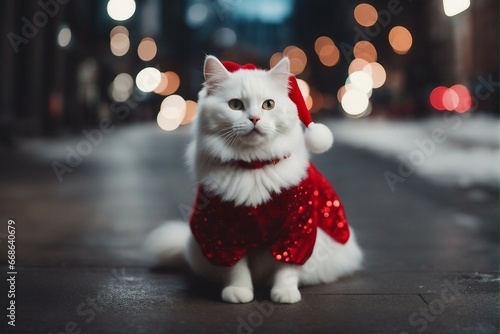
[0,0,498,333]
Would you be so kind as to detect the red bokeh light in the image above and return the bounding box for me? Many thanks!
[430,86,448,111]
[451,84,472,113]
[430,84,472,113]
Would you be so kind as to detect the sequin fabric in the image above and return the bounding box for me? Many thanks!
[189,164,350,266]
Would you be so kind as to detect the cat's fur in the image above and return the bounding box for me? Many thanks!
[146,56,363,303]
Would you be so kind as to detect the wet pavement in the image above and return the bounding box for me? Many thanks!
[0,122,497,333]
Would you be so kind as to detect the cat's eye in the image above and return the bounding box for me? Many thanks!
[262,99,275,110]
[228,99,244,110]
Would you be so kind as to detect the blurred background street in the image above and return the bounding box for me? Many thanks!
[0,0,498,333]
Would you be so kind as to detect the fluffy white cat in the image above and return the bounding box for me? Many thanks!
[146,55,363,304]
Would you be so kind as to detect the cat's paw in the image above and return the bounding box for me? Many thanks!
[270,286,301,304]
[221,286,254,303]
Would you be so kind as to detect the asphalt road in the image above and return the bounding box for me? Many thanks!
[0,122,497,333]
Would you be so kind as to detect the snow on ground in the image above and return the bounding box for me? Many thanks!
[328,113,500,188]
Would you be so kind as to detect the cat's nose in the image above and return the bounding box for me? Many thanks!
[249,116,260,125]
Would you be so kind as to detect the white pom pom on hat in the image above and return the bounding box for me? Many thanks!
[288,76,334,153]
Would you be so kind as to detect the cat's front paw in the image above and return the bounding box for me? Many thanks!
[221,286,254,303]
[270,286,301,304]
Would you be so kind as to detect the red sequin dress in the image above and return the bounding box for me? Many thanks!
[190,164,350,266]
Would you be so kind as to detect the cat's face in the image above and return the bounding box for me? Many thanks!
[197,56,300,150]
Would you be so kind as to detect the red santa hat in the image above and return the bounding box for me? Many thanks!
[221,60,334,154]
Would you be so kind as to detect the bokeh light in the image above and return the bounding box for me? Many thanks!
[186,3,209,28]
[137,37,157,61]
[110,26,129,38]
[341,88,369,116]
[429,85,471,112]
[354,41,377,62]
[354,3,378,27]
[181,100,198,125]
[283,45,307,75]
[347,71,373,95]
[136,67,161,93]
[57,26,71,48]
[363,62,386,88]
[389,26,413,54]
[107,0,136,21]
[110,73,134,102]
[157,95,187,131]
[315,36,340,67]
[153,73,169,95]
[213,27,237,48]
[270,52,284,68]
[110,33,130,56]
[297,79,310,100]
[348,58,369,75]
[442,88,459,111]
[443,0,470,17]
[451,84,472,112]
[430,86,448,111]
[155,71,180,96]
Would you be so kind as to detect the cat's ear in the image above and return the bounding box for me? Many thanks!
[203,56,230,92]
[268,57,290,91]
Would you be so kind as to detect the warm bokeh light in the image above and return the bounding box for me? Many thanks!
[135,67,161,93]
[341,88,369,116]
[309,90,324,113]
[354,3,378,27]
[153,73,169,95]
[354,41,377,62]
[160,94,186,112]
[110,33,130,57]
[315,36,340,67]
[138,37,157,61]
[283,45,307,75]
[347,71,373,95]
[155,71,180,96]
[107,0,136,21]
[363,62,386,88]
[110,26,129,38]
[270,52,284,68]
[348,58,369,75]
[158,95,187,131]
[297,79,310,100]
[181,100,198,125]
[389,26,413,54]
[337,85,347,103]
[305,95,313,110]
[443,0,470,17]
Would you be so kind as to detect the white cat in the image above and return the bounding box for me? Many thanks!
[146,55,363,304]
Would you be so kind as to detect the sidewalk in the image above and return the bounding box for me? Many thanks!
[0,122,498,333]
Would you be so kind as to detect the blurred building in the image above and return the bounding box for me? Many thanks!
[0,0,498,141]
